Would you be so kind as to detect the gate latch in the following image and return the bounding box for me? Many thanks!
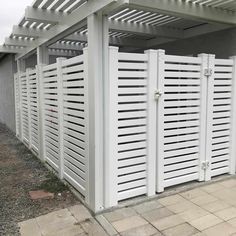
[201,161,210,170]
[204,69,213,77]
[154,90,162,101]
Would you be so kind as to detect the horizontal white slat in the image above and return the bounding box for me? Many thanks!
[165,55,201,64]
[118,62,148,70]
[118,53,148,61]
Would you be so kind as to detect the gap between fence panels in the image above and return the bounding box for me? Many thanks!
[14,47,236,212]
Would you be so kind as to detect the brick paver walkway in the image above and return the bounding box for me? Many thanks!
[19,177,236,236]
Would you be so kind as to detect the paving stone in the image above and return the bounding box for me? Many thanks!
[201,200,230,213]
[103,207,137,223]
[211,188,236,200]
[162,223,199,236]
[80,218,109,236]
[158,195,185,206]
[192,233,207,236]
[18,219,41,236]
[36,208,72,226]
[214,207,236,221]
[29,190,54,200]
[219,179,236,188]
[142,207,173,223]
[227,217,236,228]
[178,207,209,222]
[203,222,236,236]
[120,224,158,236]
[189,214,223,231]
[152,214,185,231]
[166,200,197,214]
[112,215,148,233]
[95,215,118,236]
[190,194,218,206]
[200,183,224,193]
[133,200,163,214]
[44,224,84,236]
[180,189,207,200]
[68,204,92,222]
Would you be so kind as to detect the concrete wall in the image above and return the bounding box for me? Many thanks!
[0,54,16,132]
[157,27,236,58]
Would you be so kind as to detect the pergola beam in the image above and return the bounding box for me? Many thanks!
[25,6,67,24]
[16,0,117,59]
[50,43,84,51]
[128,0,236,25]
[5,38,37,47]
[0,46,26,54]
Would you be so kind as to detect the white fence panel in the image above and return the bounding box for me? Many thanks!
[28,69,39,153]
[61,55,88,197]
[19,72,29,144]
[157,54,203,191]
[14,73,21,137]
[206,57,236,178]
[42,63,60,172]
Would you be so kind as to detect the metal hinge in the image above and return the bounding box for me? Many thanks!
[154,89,162,101]
[204,69,213,77]
[201,161,210,170]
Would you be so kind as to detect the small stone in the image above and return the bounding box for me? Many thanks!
[29,190,54,200]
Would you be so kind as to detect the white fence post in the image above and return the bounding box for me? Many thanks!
[205,54,215,181]
[156,49,165,193]
[104,46,119,208]
[57,57,66,180]
[37,64,46,162]
[198,54,209,181]
[26,68,32,149]
[230,56,236,174]
[14,74,19,137]
[145,49,157,196]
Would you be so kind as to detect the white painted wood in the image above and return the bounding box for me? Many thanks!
[156,50,165,193]
[230,56,236,174]
[145,49,157,197]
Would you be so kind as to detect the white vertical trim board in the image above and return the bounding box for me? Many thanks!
[14,73,20,138]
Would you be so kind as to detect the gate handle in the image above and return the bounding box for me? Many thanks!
[154,90,162,101]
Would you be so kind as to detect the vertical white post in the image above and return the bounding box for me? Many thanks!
[156,50,165,193]
[57,57,66,180]
[26,68,32,148]
[198,54,208,181]
[37,64,46,161]
[104,46,119,208]
[205,54,215,181]
[145,49,158,196]
[37,46,49,161]
[87,12,109,212]
[17,59,25,141]
[230,56,236,174]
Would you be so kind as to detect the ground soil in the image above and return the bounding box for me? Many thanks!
[0,124,80,235]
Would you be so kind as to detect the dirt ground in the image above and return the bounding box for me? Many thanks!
[0,124,80,235]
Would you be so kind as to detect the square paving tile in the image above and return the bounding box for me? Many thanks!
[178,207,209,222]
[152,214,185,231]
[18,219,41,236]
[44,224,84,236]
[190,194,218,206]
[189,214,223,231]
[162,223,199,236]
[68,204,92,223]
[180,189,207,200]
[120,224,158,236]
[133,200,163,214]
[200,183,224,193]
[166,200,197,214]
[203,222,236,236]
[142,207,173,223]
[219,179,236,188]
[158,195,185,206]
[214,207,236,221]
[112,215,148,233]
[103,207,137,223]
[201,200,230,213]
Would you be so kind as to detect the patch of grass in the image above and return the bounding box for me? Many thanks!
[39,174,68,193]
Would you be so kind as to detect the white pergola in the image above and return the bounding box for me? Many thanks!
[2,0,236,212]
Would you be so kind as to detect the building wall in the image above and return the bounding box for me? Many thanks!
[0,54,16,132]
[157,27,236,58]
